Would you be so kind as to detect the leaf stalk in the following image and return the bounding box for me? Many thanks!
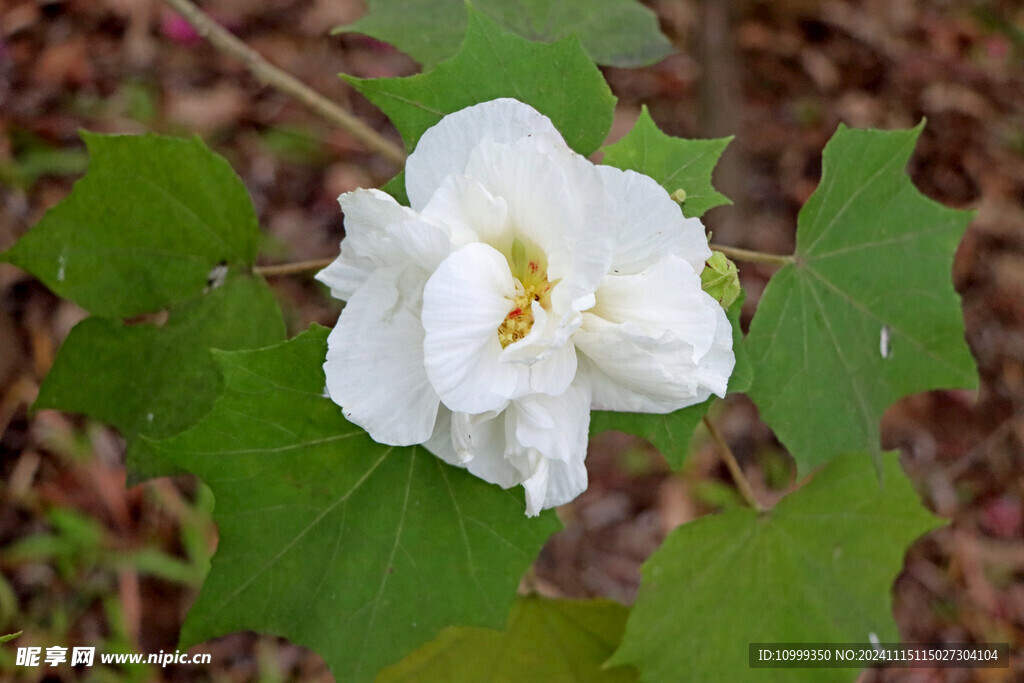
[253,257,336,277]
[702,416,766,512]
[711,244,794,266]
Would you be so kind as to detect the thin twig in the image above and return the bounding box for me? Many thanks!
[702,416,766,512]
[711,243,795,267]
[253,257,335,277]
[160,0,407,167]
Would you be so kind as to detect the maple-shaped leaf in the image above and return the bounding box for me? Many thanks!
[143,326,560,681]
[9,133,286,480]
[337,0,672,70]
[744,124,976,473]
[346,8,615,160]
[2,133,260,318]
[609,453,943,682]
[36,277,284,445]
[601,106,732,219]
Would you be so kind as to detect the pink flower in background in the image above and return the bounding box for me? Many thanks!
[161,13,201,46]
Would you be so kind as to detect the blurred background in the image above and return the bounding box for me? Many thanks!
[0,0,1022,680]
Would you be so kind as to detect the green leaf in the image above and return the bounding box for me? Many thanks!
[346,8,616,158]
[379,596,637,682]
[589,293,751,469]
[339,0,672,69]
[11,132,286,481]
[745,124,976,473]
[35,277,285,478]
[601,107,732,218]
[589,401,708,473]
[609,452,943,682]
[2,132,261,318]
[380,170,409,206]
[145,326,560,682]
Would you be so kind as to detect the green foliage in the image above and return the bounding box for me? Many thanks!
[590,294,752,469]
[589,402,708,472]
[143,327,560,682]
[379,596,637,681]
[601,107,732,218]
[35,278,285,478]
[9,132,287,481]
[745,125,976,473]
[338,0,672,69]
[346,9,615,158]
[609,453,944,682]
[2,133,262,318]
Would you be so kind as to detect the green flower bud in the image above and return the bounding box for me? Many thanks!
[701,251,741,309]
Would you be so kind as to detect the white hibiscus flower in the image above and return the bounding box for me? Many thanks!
[317,98,735,516]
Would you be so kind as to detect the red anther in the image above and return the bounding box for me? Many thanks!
[507,307,522,318]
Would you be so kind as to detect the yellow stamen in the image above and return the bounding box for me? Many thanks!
[497,279,553,348]
[497,237,556,348]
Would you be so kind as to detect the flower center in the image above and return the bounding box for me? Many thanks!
[497,238,554,348]
[498,280,551,348]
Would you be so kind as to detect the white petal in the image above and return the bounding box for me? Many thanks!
[511,378,592,464]
[451,411,521,488]
[597,165,712,275]
[528,458,588,516]
[524,335,578,396]
[497,299,580,399]
[440,383,593,516]
[590,255,718,359]
[419,174,512,253]
[324,267,439,445]
[339,187,418,231]
[506,379,591,515]
[421,405,459,466]
[696,303,736,399]
[518,453,549,517]
[576,255,733,412]
[588,304,733,412]
[345,189,452,263]
[517,452,589,517]
[315,241,372,301]
[318,189,453,300]
[406,99,565,211]
[422,243,526,414]
[464,137,614,309]
[575,321,700,412]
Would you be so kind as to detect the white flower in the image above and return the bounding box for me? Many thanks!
[317,99,735,516]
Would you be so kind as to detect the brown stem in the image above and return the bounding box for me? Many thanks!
[711,244,795,267]
[702,416,766,512]
[253,257,335,277]
[160,0,407,167]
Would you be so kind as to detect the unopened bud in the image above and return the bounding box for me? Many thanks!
[701,251,740,309]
